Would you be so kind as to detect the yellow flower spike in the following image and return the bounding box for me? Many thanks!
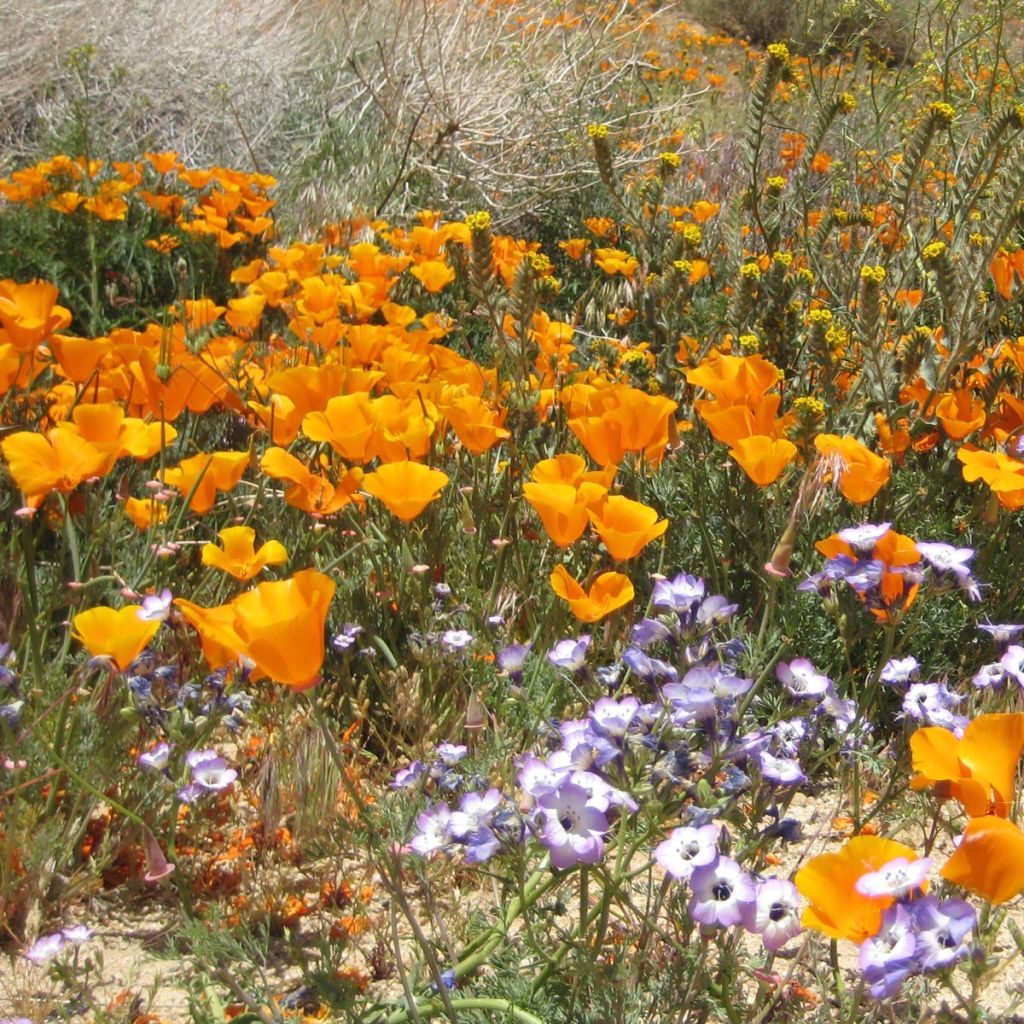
[201,525,289,581]
[72,605,161,671]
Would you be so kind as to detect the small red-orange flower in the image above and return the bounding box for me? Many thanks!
[202,526,288,581]
[362,461,448,521]
[549,564,634,622]
[587,495,667,561]
[795,835,921,943]
[72,605,161,670]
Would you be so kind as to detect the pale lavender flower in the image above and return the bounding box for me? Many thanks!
[689,857,756,928]
[771,718,807,755]
[61,925,93,944]
[915,542,974,579]
[696,594,738,627]
[516,754,569,800]
[972,662,1007,690]
[632,618,672,647]
[548,635,591,673]
[24,932,66,962]
[138,742,172,771]
[392,760,426,789]
[435,743,468,766]
[880,656,919,689]
[978,623,1024,653]
[855,856,931,899]
[1002,645,1024,687]
[654,823,719,881]
[746,878,802,951]
[449,789,502,839]
[776,658,830,699]
[138,588,174,622]
[409,803,453,856]
[497,643,530,680]
[652,572,705,614]
[536,782,609,869]
[623,647,678,684]
[758,750,806,785]
[332,624,364,651]
[179,756,237,803]
[441,629,473,651]
[589,696,640,740]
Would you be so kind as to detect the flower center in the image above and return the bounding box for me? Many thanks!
[769,902,787,922]
[712,881,732,902]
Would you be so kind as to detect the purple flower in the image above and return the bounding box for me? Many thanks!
[516,754,569,800]
[632,618,673,647]
[654,823,719,881]
[392,760,426,789]
[588,696,640,740]
[915,542,974,578]
[1002,645,1024,688]
[902,683,963,729]
[758,750,806,785]
[973,662,1007,690]
[859,903,917,999]
[441,629,473,651]
[536,782,609,869]
[410,803,453,856]
[138,588,174,623]
[855,856,931,899]
[332,623,364,651]
[138,742,172,771]
[61,924,93,945]
[652,573,704,616]
[547,635,591,673]
[689,857,756,928]
[24,932,66,962]
[912,895,975,970]
[449,789,502,839]
[745,878,802,951]
[497,643,531,679]
[696,594,738,627]
[880,656,919,689]
[435,743,468,766]
[838,523,891,556]
[771,718,807,755]
[978,623,1024,652]
[623,647,678,684]
[776,658,830,699]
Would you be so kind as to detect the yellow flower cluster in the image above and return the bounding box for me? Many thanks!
[929,101,956,124]
[740,261,762,280]
[860,264,886,283]
[794,395,826,418]
[587,123,609,139]
[465,210,492,231]
[922,241,947,260]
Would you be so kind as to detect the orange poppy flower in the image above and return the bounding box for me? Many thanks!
[229,569,336,689]
[935,389,985,440]
[957,446,1024,509]
[1,428,107,506]
[0,279,73,352]
[728,435,797,485]
[549,564,634,622]
[593,248,639,278]
[567,386,678,467]
[260,447,363,516]
[816,526,921,616]
[814,433,891,504]
[160,451,249,514]
[523,480,608,548]
[410,259,456,293]
[795,835,920,943]
[362,461,448,521]
[910,713,1024,818]
[123,496,169,529]
[587,495,668,561]
[441,394,510,455]
[940,815,1024,904]
[202,526,289,581]
[72,605,161,670]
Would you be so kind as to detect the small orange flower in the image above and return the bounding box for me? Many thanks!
[72,605,161,670]
[124,496,169,529]
[549,564,634,622]
[957,446,1024,509]
[410,259,456,293]
[814,433,891,504]
[160,451,249,514]
[362,461,448,521]
[795,835,920,943]
[935,389,985,440]
[201,526,289,581]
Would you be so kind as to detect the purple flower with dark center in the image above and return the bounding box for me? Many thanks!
[654,823,719,881]
[589,696,640,741]
[179,755,237,803]
[912,896,975,970]
[855,856,931,899]
[623,647,678,684]
[745,878,802,951]
[410,803,453,856]
[1002,645,1024,687]
[652,573,704,617]
[516,754,569,800]
[689,856,756,928]
[548,635,591,673]
[536,782,609,869]
[902,683,962,728]
[859,903,917,999]
[392,760,426,789]
[838,523,891,556]
[497,643,530,680]
[138,588,174,622]
[758,750,806,785]
[978,623,1024,652]
[771,718,807,755]
[880,656,919,689]
[776,658,830,699]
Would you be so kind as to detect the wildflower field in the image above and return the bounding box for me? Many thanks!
[4,0,1024,1020]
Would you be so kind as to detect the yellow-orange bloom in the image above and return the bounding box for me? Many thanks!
[202,526,288,581]
[0,279,73,352]
[728,435,797,485]
[935,389,985,440]
[957,446,1024,509]
[1,428,107,505]
[549,564,634,622]
[940,815,1024,904]
[587,494,667,560]
[814,433,891,504]
[795,835,920,943]
[72,605,161,670]
[362,461,448,521]
[160,451,249,514]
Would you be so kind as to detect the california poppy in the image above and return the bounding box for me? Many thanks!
[362,461,448,521]
[549,564,634,622]
[201,526,288,581]
[0,279,73,352]
[72,605,161,670]
[729,435,797,486]
[939,815,1024,903]
[160,451,249,514]
[814,434,891,504]
[1,428,107,506]
[587,495,668,561]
